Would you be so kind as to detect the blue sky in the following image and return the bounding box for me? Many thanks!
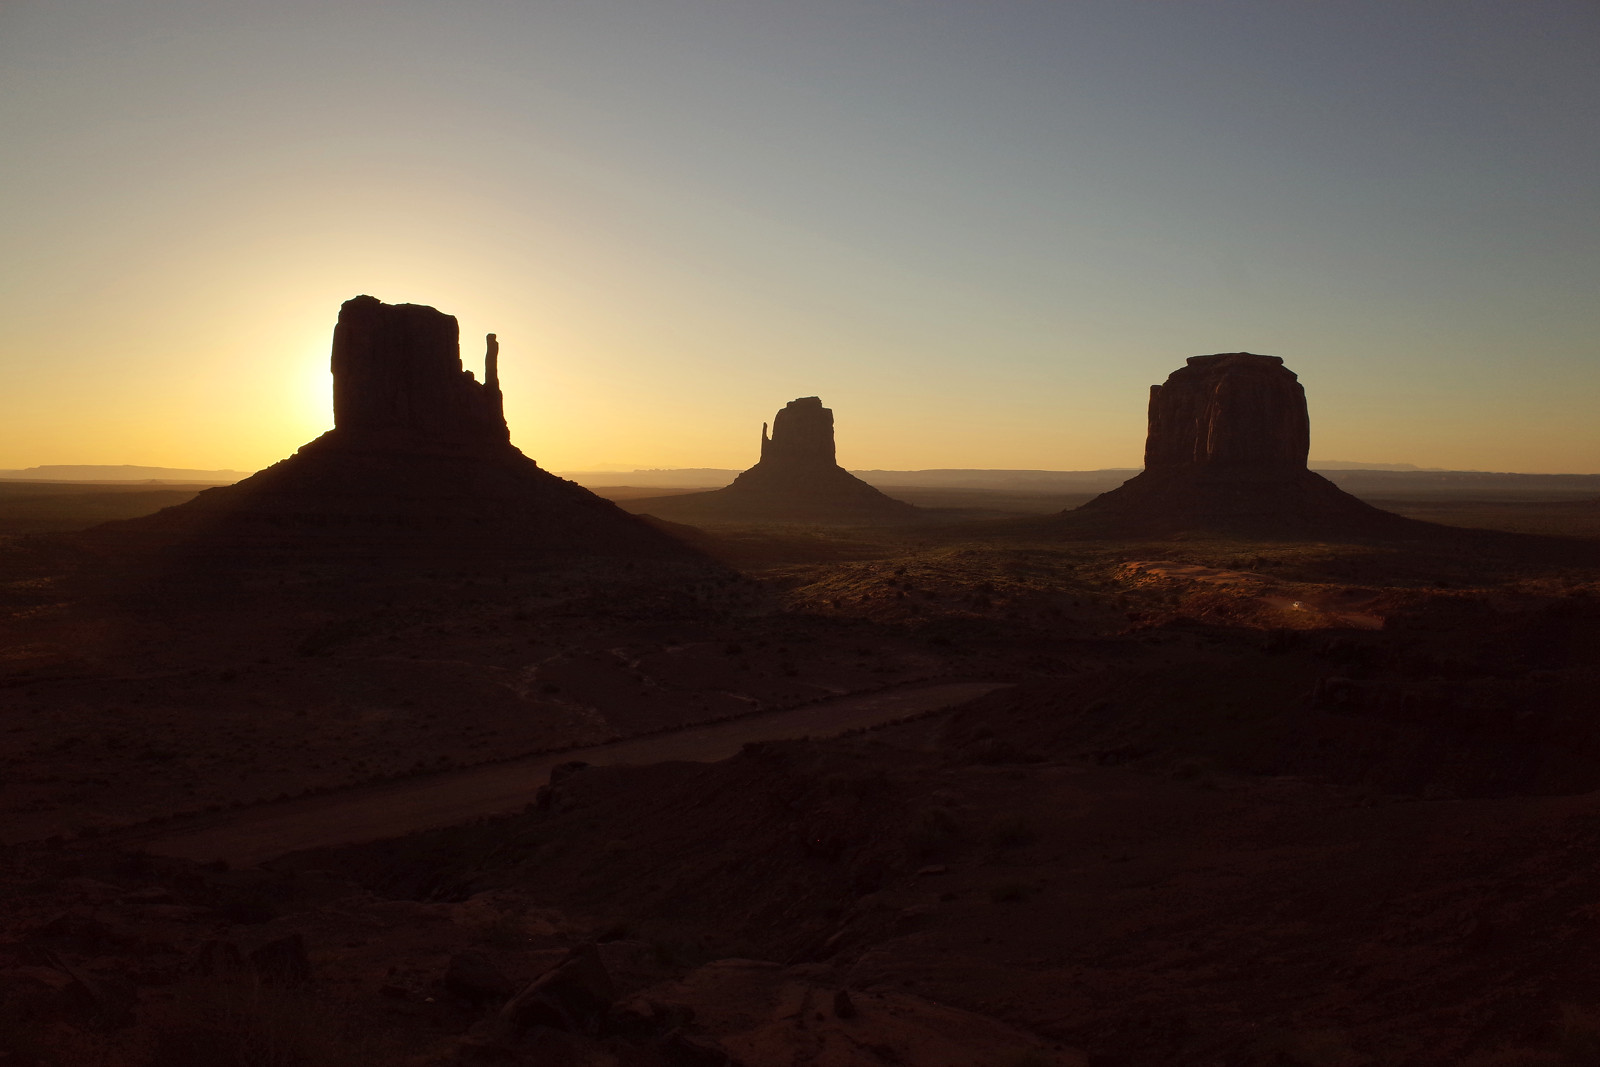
[3,0,1597,472]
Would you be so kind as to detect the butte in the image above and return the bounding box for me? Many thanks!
[635,396,920,525]
[99,295,703,564]
[1049,352,1422,538]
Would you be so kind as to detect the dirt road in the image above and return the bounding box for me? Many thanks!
[122,681,1005,867]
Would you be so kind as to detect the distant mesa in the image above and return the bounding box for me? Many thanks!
[1055,352,1422,538]
[97,295,702,562]
[633,397,921,525]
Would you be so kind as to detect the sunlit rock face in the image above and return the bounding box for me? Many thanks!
[91,296,705,564]
[1143,353,1311,472]
[636,397,920,525]
[330,295,508,452]
[1061,352,1417,538]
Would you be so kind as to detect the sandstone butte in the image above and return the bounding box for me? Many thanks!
[1057,352,1422,538]
[92,295,703,563]
[635,397,921,525]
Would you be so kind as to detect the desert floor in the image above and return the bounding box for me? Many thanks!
[2,485,1599,1065]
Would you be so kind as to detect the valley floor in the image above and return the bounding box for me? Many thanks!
[2,508,1598,1065]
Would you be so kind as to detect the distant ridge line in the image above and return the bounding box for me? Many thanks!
[6,464,1598,495]
[555,466,1490,485]
[0,465,249,483]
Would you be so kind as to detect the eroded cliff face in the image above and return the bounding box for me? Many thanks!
[330,295,507,452]
[1143,353,1310,471]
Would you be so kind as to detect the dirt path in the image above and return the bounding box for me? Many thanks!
[120,681,1006,867]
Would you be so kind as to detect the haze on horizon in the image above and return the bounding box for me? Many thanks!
[2,1,1597,475]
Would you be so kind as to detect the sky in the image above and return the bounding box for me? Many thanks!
[2,1,1597,475]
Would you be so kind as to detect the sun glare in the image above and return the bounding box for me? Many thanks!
[303,339,333,430]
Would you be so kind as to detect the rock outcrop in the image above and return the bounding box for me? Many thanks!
[96,296,703,563]
[633,397,920,525]
[1057,353,1421,538]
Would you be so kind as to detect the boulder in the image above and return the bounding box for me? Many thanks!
[443,950,517,1006]
[500,942,616,1036]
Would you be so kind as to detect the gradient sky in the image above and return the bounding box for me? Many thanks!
[3,1,1597,474]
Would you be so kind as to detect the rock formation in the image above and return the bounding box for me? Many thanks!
[1057,353,1421,538]
[329,295,508,452]
[98,296,703,563]
[634,397,920,525]
[760,396,837,468]
[1142,353,1309,472]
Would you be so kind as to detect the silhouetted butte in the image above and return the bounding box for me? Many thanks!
[95,295,702,563]
[1055,352,1421,538]
[636,397,920,525]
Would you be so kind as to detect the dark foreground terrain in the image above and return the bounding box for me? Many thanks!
[0,482,223,537]
[3,500,1600,1065]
